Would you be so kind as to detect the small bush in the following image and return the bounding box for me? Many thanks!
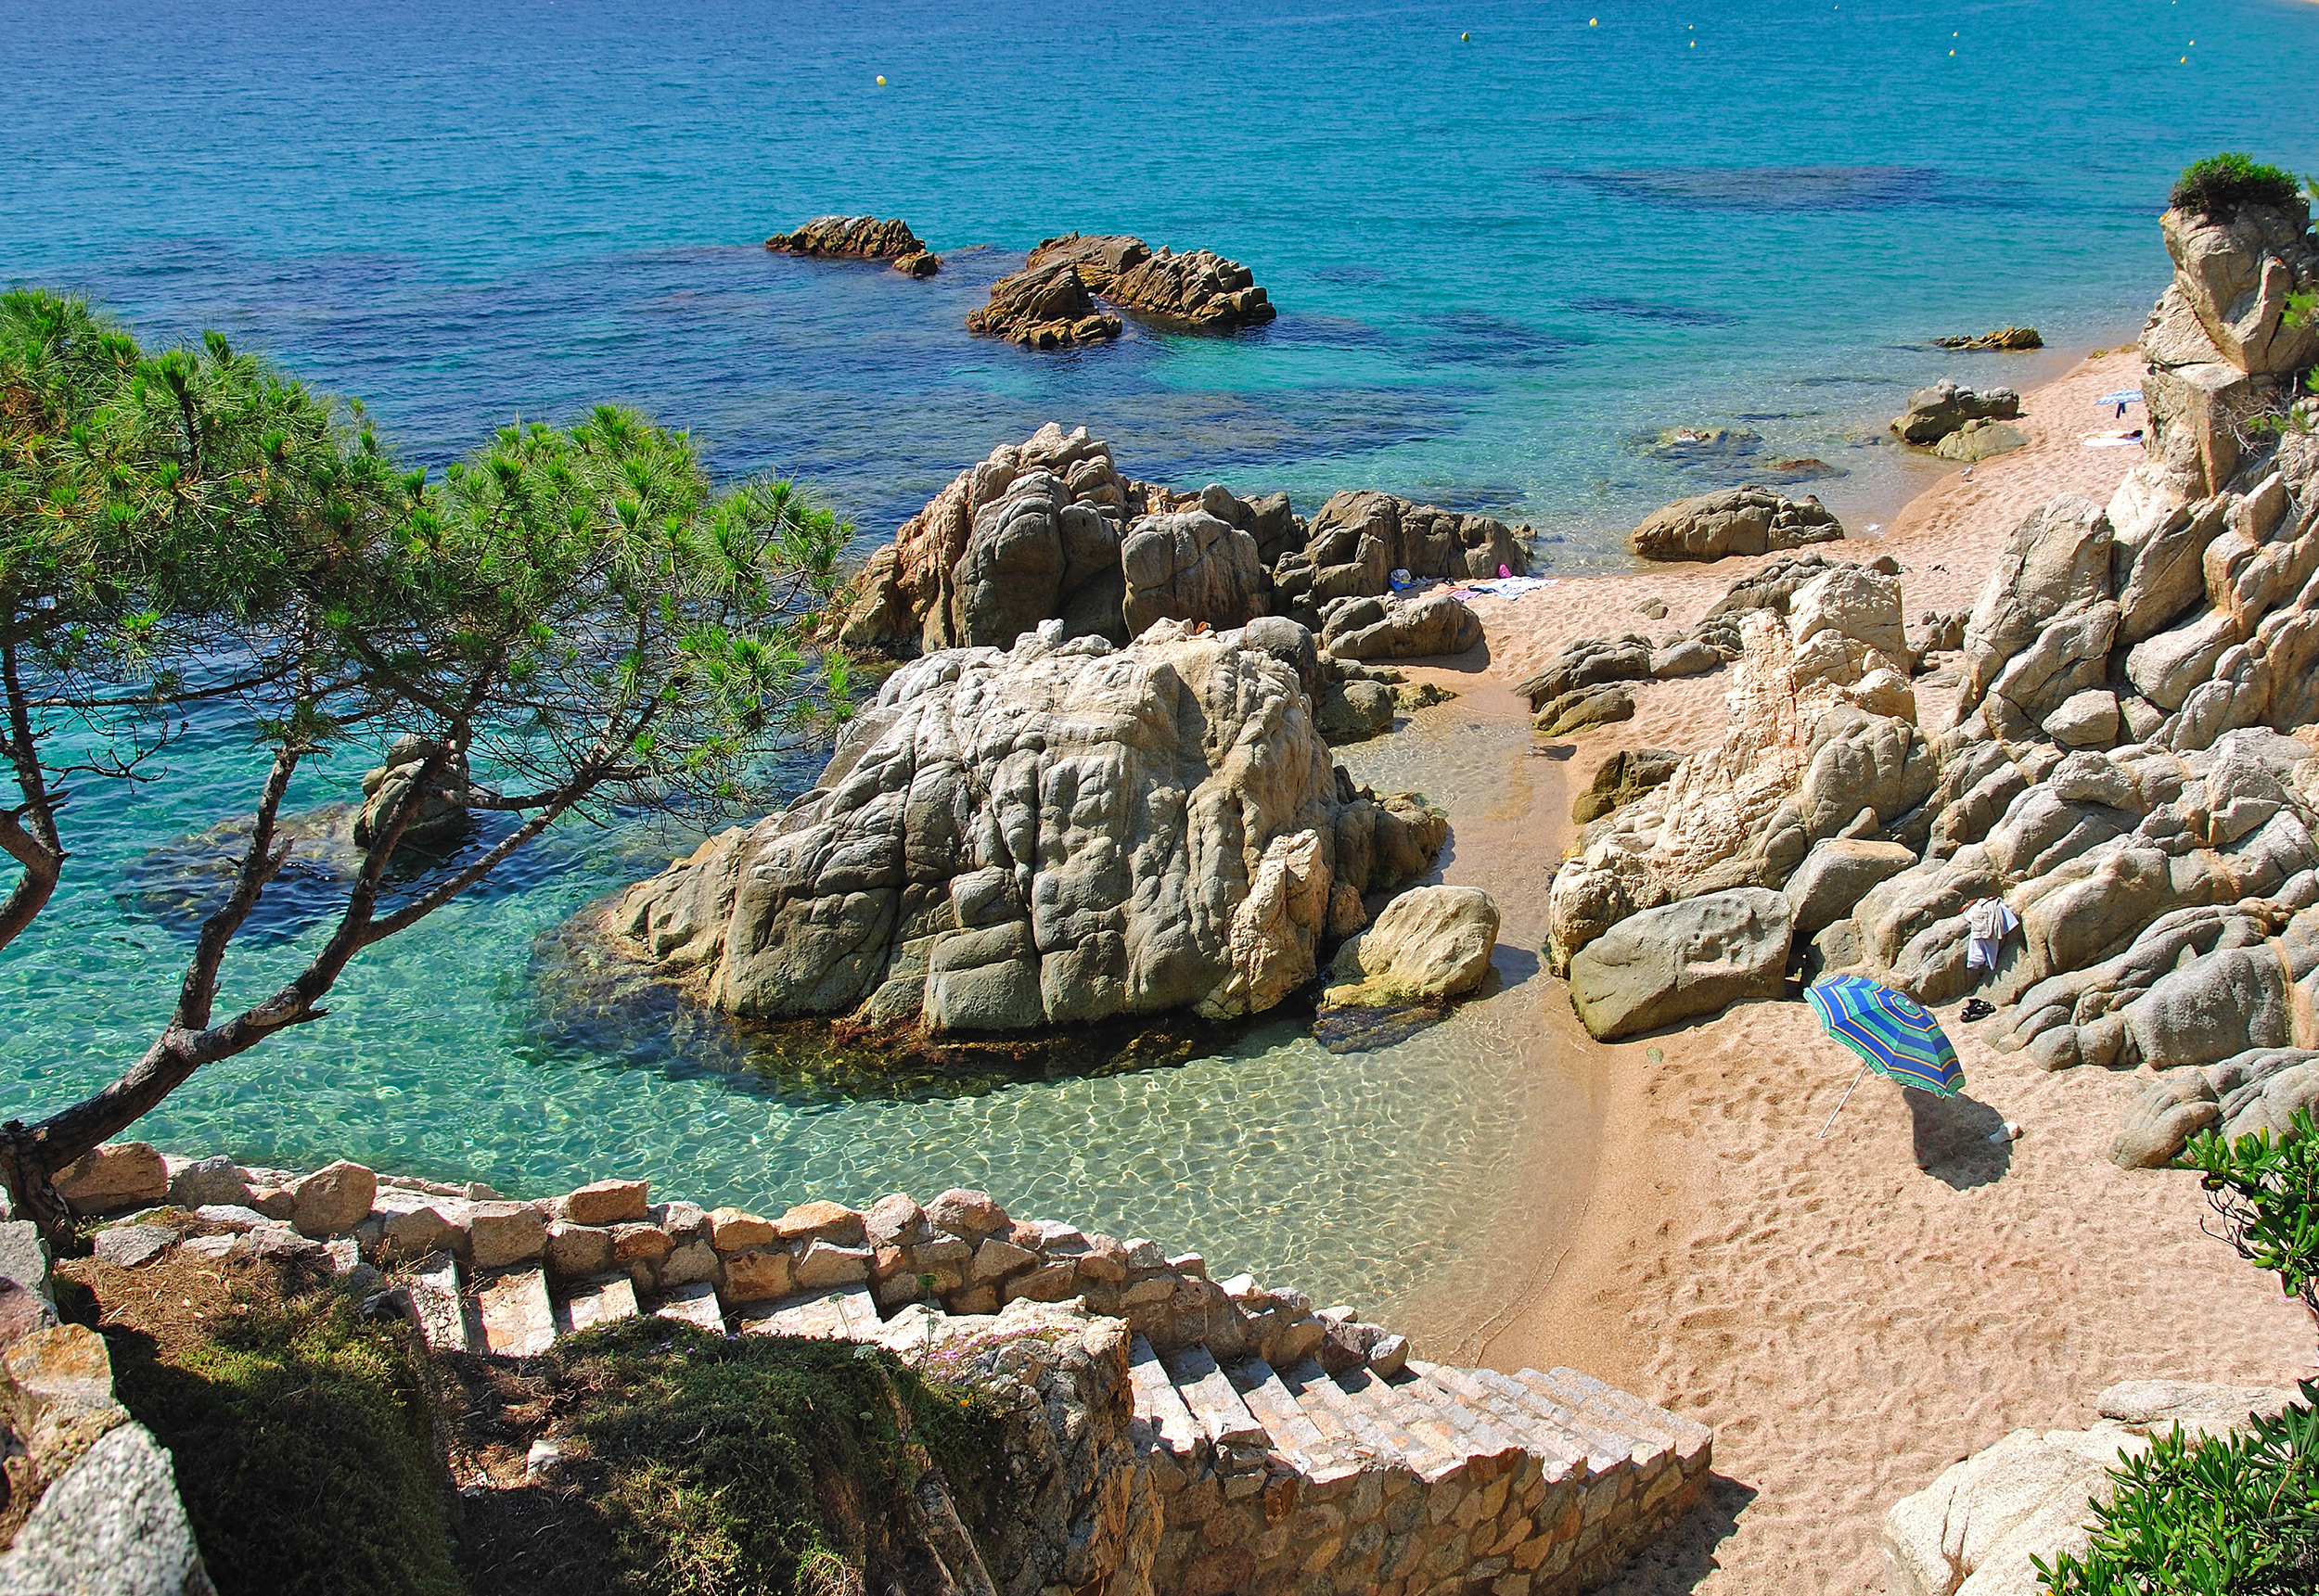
[2170,154,2303,218]
[2178,1107,2319,1315]
[2035,1385,2319,1594]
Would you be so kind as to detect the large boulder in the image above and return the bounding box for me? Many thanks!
[1628,486,1844,562]
[966,262,1122,349]
[1511,634,1653,709]
[615,620,1446,1032]
[1322,886,1500,1008]
[1890,378,2021,446]
[1957,494,2113,719]
[1566,888,1792,1041]
[1120,511,1267,639]
[1785,837,1917,941]
[1320,592,1482,661]
[1572,747,1681,825]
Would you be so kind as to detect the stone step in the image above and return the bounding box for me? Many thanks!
[1327,1365,1467,1483]
[1456,1368,1593,1481]
[554,1272,640,1339]
[1499,1367,1656,1474]
[1276,1358,1425,1475]
[650,1280,726,1333]
[1127,1334,1203,1462]
[733,1284,879,1340]
[1544,1364,1713,1471]
[1160,1343,1266,1453]
[1395,1369,1533,1468]
[474,1267,557,1358]
[405,1251,473,1353]
[1225,1357,1362,1484]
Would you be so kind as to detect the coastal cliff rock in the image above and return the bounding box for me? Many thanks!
[1628,486,1845,562]
[967,262,1122,348]
[1890,378,2022,446]
[765,215,939,275]
[1028,233,1275,329]
[2134,195,2319,500]
[1119,509,1267,637]
[616,619,1446,1031]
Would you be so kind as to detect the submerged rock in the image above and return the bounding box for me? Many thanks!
[614,619,1446,1033]
[1629,486,1844,562]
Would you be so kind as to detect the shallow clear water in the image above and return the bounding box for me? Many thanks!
[4,0,2317,1312]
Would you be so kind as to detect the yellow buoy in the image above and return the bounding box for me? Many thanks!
[876,74,887,85]
[1589,17,1597,24]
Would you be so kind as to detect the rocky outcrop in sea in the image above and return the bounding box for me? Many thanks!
[835,424,1515,682]
[1028,233,1277,330]
[764,214,940,275]
[1544,196,2319,1137]
[966,261,1122,347]
[616,618,1450,1032]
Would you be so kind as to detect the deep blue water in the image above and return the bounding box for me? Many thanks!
[5,0,2317,1309]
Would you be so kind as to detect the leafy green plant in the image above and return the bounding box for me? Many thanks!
[2171,155,2302,218]
[2179,1107,2319,1315]
[2034,1386,2319,1594]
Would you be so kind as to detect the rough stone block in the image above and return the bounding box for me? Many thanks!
[659,1240,721,1289]
[1006,1259,1080,1303]
[289,1159,378,1238]
[775,1200,866,1246]
[0,1423,209,1596]
[54,1143,170,1212]
[167,1155,250,1209]
[864,1193,930,1247]
[650,1201,710,1243]
[91,1224,173,1270]
[720,1247,794,1304]
[559,1179,648,1227]
[926,1188,1010,1241]
[708,1207,781,1250]
[468,1202,547,1269]
[545,1221,614,1279]
[970,1236,1038,1285]
[793,1241,871,1291]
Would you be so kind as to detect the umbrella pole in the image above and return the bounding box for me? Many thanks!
[1817,1062,1870,1140]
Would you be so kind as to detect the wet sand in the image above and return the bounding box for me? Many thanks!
[1392,348,2318,1593]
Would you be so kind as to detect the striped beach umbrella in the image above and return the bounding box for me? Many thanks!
[1807,975,1964,1137]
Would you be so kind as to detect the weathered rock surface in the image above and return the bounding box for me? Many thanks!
[1028,233,1275,329]
[839,425,1136,657]
[1890,378,2023,446]
[1934,326,2043,351]
[617,620,1444,1032]
[1573,747,1682,826]
[0,1422,214,1596]
[1629,486,1845,562]
[1881,1382,2291,1596]
[1567,888,1793,1041]
[54,1143,169,1214]
[1785,837,1918,941]
[1270,491,1528,626]
[1318,590,1482,660]
[765,215,933,270]
[1513,633,1654,709]
[353,734,474,851]
[1322,886,1500,1008]
[1533,683,1636,738]
[1934,418,2030,462]
[1119,510,1267,638]
[966,262,1122,349]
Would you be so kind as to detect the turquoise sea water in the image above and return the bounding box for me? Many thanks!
[6,0,2319,1311]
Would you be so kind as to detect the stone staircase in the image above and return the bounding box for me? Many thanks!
[406,1250,1710,1596]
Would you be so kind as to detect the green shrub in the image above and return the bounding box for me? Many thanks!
[537,1320,1009,1596]
[2170,155,2303,218]
[100,1260,465,1596]
[2178,1107,2319,1315]
[2034,1386,2319,1594]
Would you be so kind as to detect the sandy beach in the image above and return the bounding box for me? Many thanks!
[1394,348,2319,1593]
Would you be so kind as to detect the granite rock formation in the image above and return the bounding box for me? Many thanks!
[1271,491,1528,627]
[1028,233,1275,330]
[967,262,1122,348]
[617,619,1447,1031]
[1933,326,2044,351]
[1890,379,2023,446]
[764,215,938,275]
[1322,885,1500,1009]
[1628,486,1845,562]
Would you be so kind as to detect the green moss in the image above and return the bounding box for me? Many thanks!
[99,1262,464,1596]
[2170,154,2303,218]
[541,1321,1009,1596]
